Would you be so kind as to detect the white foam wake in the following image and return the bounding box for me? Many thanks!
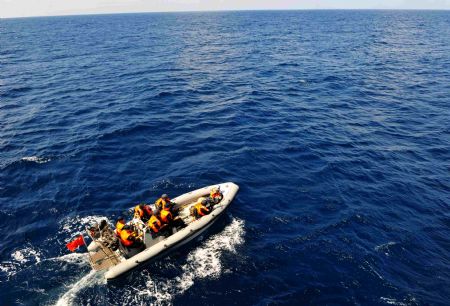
[21,156,51,164]
[0,246,89,283]
[128,217,245,305]
[0,245,44,280]
[176,217,245,293]
[11,246,42,264]
[54,270,106,306]
[60,215,110,238]
[50,252,89,267]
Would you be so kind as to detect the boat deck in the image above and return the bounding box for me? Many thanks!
[89,243,122,271]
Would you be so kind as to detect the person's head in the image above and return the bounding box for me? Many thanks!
[123,225,131,231]
[117,217,125,224]
[161,194,168,199]
[201,199,208,205]
[212,187,220,193]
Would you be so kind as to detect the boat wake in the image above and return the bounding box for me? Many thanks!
[0,244,44,280]
[54,270,106,306]
[48,252,98,306]
[50,252,89,267]
[123,216,245,305]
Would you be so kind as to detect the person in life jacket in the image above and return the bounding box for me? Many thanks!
[209,186,223,205]
[159,209,173,224]
[119,225,142,248]
[147,214,162,234]
[115,217,125,236]
[190,197,210,220]
[155,194,175,212]
[134,204,153,222]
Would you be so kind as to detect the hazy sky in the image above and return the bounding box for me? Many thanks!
[1,0,450,18]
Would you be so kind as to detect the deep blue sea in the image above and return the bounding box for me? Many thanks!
[1,10,449,306]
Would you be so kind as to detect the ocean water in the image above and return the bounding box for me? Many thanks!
[1,10,449,305]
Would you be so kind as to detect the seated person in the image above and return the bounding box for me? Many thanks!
[88,219,109,239]
[209,186,223,205]
[155,194,177,215]
[159,209,173,224]
[147,214,162,236]
[134,204,153,222]
[115,216,126,236]
[190,197,210,220]
[119,225,143,248]
[158,207,186,232]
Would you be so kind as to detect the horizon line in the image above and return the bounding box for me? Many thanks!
[2,7,449,20]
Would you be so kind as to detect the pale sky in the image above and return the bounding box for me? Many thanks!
[1,0,450,18]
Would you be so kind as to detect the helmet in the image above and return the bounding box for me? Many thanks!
[161,194,168,199]
[201,199,208,205]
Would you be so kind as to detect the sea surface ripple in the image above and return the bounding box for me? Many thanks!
[0,10,449,305]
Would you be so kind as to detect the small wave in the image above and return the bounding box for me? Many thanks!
[0,262,17,280]
[361,260,384,281]
[21,156,51,164]
[0,244,90,283]
[277,62,300,67]
[323,75,341,82]
[1,85,33,97]
[0,245,44,280]
[11,246,43,264]
[150,179,197,192]
[375,241,398,256]
[380,297,408,305]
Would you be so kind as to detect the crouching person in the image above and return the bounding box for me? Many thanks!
[119,225,143,249]
[134,204,153,222]
[147,214,162,237]
[190,197,210,220]
[209,186,223,205]
[159,209,173,224]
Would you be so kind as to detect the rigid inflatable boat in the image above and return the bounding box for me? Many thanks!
[85,182,239,280]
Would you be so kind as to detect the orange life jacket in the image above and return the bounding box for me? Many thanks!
[148,215,162,233]
[194,203,209,217]
[120,229,135,247]
[156,197,172,211]
[115,220,125,235]
[159,209,173,224]
[210,191,223,202]
[134,205,152,220]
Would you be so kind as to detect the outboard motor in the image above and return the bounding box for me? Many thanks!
[88,220,119,251]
